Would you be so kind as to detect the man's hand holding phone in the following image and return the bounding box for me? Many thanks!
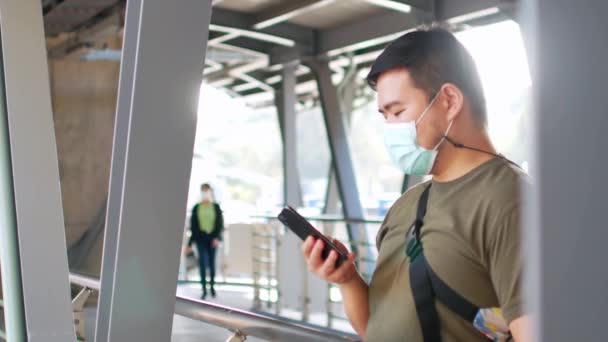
[302,236,358,285]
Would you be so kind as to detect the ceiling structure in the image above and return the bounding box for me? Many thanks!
[42,0,518,108]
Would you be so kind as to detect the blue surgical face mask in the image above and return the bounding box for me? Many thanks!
[383,92,453,175]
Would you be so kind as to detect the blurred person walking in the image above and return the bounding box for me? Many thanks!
[186,183,224,299]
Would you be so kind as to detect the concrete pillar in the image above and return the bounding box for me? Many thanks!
[49,59,120,275]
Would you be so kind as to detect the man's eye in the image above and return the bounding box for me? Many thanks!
[395,110,405,117]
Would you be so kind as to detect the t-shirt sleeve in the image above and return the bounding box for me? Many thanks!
[488,206,524,324]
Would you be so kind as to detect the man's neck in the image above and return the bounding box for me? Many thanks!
[431,132,496,183]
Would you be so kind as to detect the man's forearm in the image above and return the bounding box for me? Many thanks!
[509,315,531,342]
[338,274,370,338]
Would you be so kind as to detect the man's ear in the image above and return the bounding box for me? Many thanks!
[439,83,464,122]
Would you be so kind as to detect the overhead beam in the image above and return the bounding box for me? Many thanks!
[253,0,336,30]
[216,38,271,55]
[367,0,434,12]
[213,43,268,59]
[318,9,430,54]
[210,24,295,47]
[436,0,501,21]
[211,8,315,49]
[208,32,240,46]
[317,0,505,55]
[364,0,414,13]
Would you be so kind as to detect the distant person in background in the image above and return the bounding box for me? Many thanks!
[186,183,224,299]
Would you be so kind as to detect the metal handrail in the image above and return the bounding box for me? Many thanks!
[69,273,360,342]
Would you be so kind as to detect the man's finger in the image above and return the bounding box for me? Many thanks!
[308,239,325,270]
[319,250,338,277]
[302,236,315,258]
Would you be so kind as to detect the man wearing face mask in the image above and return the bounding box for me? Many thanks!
[186,183,224,299]
[302,28,530,341]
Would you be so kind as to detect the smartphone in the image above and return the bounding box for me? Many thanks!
[277,206,347,267]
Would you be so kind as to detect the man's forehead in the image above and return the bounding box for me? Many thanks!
[376,67,414,86]
[376,69,415,102]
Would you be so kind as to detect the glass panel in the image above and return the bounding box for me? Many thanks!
[296,106,331,215]
[189,84,284,223]
[181,84,283,286]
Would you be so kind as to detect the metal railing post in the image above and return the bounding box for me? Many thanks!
[274,223,281,316]
[252,225,261,311]
[72,287,93,341]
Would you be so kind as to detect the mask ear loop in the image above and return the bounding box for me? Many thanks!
[432,119,454,151]
[415,91,442,126]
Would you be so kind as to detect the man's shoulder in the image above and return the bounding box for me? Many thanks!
[478,159,531,205]
[397,180,431,205]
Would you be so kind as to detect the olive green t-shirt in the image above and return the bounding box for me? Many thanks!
[366,158,528,342]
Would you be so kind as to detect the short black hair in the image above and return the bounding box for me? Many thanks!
[367,27,487,126]
[201,183,212,190]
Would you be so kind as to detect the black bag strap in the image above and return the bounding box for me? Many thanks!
[410,255,442,342]
[424,256,479,322]
[410,184,442,342]
[409,184,481,342]
[413,184,431,242]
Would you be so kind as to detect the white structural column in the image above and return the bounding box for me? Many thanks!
[94,1,212,341]
[94,1,141,340]
[277,61,303,207]
[521,1,608,341]
[0,14,26,342]
[0,0,76,341]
